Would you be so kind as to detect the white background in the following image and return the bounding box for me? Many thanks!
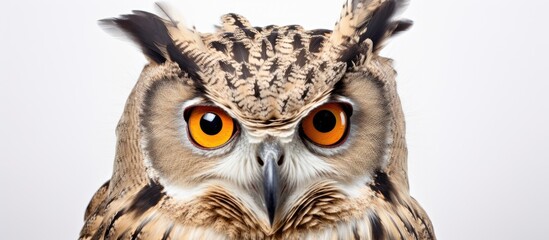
[1,0,548,239]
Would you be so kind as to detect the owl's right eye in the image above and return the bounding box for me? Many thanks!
[185,106,236,149]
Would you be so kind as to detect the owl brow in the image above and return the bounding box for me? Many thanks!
[331,77,347,96]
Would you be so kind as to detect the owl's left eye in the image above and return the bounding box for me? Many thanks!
[300,102,351,147]
[185,106,236,149]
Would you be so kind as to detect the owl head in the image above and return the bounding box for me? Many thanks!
[96,0,415,236]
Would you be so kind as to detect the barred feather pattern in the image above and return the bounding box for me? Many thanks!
[81,175,434,239]
[177,15,348,129]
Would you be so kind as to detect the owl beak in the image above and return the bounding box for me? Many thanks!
[258,141,283,226]
[263,156,279,226]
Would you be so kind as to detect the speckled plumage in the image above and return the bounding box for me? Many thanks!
[81,0,435,239]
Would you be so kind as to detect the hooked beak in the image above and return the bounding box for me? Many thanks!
[258,141,283,226]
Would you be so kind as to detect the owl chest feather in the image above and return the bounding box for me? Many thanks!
[80,175,434,240]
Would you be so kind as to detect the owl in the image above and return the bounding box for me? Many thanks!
[80,0,435,239]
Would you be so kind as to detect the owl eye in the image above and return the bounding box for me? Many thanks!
[186,106,236,148]
[300,103,350,147]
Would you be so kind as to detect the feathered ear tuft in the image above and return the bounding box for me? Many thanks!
[358,1,411,49]
[99,11,174,64]
[330,0,411,64]
[99,11,202,80]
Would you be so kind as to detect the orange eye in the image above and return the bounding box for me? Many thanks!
[187,106,235,148]
[301,103,349,146]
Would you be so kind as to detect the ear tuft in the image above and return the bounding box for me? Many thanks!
[358,0,406,50]
[331,0,411,64]
[391,19,413,35]
[99,11,173,64]
[99,11,202,81]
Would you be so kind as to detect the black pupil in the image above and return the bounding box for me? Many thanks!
[200,112,223,135]
[313,110,337,133]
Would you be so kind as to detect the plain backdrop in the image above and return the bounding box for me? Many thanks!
[1,0,548,239]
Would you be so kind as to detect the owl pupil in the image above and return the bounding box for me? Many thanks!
[200,112,222,135]
[313,110,336,133]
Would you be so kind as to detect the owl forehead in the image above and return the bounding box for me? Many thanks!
[193,16,347,122]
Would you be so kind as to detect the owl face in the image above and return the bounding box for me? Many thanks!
[139,28,393,224]
[97,0,418,233]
